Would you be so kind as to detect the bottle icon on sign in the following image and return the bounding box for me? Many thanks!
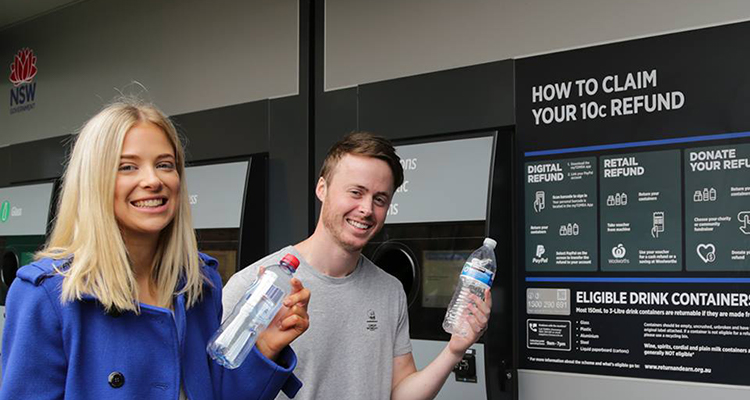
[559,223,579,236]
[606,193,627,206]
[694,188,717,202]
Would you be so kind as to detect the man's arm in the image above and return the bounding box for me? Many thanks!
[390,290,491,400]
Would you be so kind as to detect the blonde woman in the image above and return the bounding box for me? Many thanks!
[0,99,309,399]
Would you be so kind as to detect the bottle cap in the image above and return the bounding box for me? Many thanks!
[281,254,300,270]
[483,238,497,250]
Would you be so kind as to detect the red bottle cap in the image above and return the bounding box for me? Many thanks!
[281,254,300,270]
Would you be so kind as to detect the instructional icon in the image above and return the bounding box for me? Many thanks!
[693,187,717,202]
[559,223,579,236]
[532,245,548,264]
[534,191,545,213]
[611,244,627,259]
[651,211,665,238]
[739,211,750,235]
[536,245,546,258]
[696,243,716,263]
[606,193,628,207]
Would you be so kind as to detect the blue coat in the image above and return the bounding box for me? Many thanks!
[0,254,302,399]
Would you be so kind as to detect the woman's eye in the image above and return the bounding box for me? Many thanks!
[118,164,135,171]
[157,162,176,170]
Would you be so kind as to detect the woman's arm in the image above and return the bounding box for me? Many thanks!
[1,278,67,399]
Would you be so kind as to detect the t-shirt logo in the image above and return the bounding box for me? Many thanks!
[366,309,378,331]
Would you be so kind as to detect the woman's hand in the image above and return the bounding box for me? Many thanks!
[255,275,311,362]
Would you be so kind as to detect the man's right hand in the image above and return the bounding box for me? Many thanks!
[255,275,311,361]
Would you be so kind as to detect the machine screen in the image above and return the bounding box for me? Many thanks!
[197,228,240,285]
[422,250,472,308]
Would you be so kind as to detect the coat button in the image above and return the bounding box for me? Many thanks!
[108,371,125,388]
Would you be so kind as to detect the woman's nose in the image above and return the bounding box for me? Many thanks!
[139,167,163,190]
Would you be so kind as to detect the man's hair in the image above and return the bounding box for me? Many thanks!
[319,131,404,190]
[38,97,204,313]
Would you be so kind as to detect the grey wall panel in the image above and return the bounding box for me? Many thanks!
[0,0,298,146]
[8,135,70,184]
[325,0,750,90]
[269,95,310,249]
[314,88,358,174]
[172,101,270,163]
[358,61,514,139]
[0,148,11,187]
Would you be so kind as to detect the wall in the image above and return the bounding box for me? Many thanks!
[0,0,308,249]
[0,0,298,145]
[325,0,750,90]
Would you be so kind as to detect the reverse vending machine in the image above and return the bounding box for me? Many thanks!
[0,182,57,362]
[185,156,268,283]
[363,132,513,400]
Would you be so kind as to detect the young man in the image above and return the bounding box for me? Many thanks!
[223,132,491,400]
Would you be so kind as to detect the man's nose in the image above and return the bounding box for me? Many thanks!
[358,198,373,216]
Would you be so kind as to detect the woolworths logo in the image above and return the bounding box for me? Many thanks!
[0,201,9,222]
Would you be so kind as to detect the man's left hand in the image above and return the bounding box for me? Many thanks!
[448,288,491,355]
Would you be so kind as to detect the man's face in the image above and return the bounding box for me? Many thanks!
[318,154,394,253]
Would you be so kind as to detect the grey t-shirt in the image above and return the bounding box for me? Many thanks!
[223,245,412,400]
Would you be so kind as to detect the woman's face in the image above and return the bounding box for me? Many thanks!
[114,122,180,243]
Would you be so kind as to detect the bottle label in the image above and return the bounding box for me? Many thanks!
[244,271,279,312]
[460,261,494,287]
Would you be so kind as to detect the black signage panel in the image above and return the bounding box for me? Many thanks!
[516,21,750,386]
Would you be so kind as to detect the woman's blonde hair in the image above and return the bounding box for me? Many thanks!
[38,98,204,312]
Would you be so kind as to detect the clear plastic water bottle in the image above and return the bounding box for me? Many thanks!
[207,253,300,369]
[442,238,497,337]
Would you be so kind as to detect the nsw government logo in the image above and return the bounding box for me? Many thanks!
[365,309,378,331]
[9,48,38,115]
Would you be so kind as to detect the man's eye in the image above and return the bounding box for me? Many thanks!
[374,197,387,206]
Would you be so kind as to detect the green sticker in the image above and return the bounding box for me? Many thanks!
[0,201,9,222]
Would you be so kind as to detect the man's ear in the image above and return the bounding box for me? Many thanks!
[315,177,327,202]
